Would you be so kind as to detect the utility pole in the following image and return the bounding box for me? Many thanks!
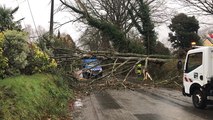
[49,0,54,38]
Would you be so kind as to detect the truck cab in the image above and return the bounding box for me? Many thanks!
[183,46,213,109]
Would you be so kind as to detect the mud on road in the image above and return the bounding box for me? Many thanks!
[72,87,213,120]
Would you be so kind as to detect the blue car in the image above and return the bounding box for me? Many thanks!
[82,57,103,79]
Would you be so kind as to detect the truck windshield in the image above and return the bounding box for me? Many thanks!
[185,52,202,73]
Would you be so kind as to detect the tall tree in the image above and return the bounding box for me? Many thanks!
[59,0,167,54]
[60,0,133,51]
[168,13,200,50]
[0,6,22,31]
[128,0,157,55]
[59,0,133,52]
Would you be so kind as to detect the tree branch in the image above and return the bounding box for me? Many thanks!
[59,0,85,15]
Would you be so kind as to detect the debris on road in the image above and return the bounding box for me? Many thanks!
[74,99,83,109]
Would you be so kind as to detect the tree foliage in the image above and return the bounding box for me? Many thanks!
[168,13,200,50]
[37,33,54,52]
[154,41,170,55]
[24,44,57,75]
[0,6,22,31]
[128,0,157,54]
[0,30,57,77]
[0,33,8,77]
[2,30,29,75]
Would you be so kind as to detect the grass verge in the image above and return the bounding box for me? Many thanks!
[0,74,72,120]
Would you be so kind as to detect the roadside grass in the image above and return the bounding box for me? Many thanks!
[0,74,72,120]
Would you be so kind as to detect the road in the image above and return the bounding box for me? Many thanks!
[73,87,213,120]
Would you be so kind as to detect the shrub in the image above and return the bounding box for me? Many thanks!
[0,33,8,78]
[0,30,57,76]
[2,30,29,76]
[24,44,57,74]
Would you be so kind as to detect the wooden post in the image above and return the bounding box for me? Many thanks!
[49,0,54,37]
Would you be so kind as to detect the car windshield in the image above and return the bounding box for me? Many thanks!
[88,61,98,67]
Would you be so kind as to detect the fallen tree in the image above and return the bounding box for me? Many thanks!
[52,47,174,92]
[53,48,171,62]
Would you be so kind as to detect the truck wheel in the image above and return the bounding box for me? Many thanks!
[192,89,206,109]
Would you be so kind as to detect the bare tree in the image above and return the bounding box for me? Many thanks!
[59,0,169,53]
[84,0,133,33]
[59,0,130,52]
[178,0,213,15]
[148,0,172,24]
[78,27,108,51]
[59,0,169,30]
[24,25,46,42]
[86,0,170,25]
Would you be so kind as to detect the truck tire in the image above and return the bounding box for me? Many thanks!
[192,89,207,109]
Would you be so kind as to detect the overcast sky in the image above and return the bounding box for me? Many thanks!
[0,0,84,41]
[1,0,213,48]
[0,0,172,47]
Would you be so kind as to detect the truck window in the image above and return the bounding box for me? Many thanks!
[185,52,202,73]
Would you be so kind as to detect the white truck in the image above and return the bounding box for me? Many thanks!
[181,46,213,109]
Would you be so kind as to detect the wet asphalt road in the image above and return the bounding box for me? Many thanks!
[74,87,213,120]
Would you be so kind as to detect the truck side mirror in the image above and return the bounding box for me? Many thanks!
[177,60,182,70]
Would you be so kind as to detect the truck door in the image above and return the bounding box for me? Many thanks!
[184,52,203,93]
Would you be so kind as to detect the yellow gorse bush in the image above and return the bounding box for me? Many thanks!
[29,43,57,73]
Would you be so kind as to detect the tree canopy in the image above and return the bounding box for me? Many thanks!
[168,13,200,50]
[128,0,157,54]
[0,6,22,31]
